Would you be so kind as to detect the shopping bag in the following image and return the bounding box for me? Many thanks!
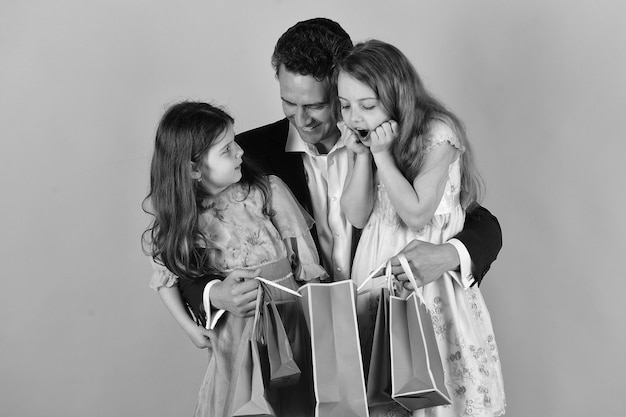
[389,254,451,410]
[299,280,369,417]
[272,298,316,415]
[231,338,276,417]
[263,298,301,388]
[232,291,276,417]
[366,287,395,408]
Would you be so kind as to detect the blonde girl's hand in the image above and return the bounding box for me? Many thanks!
[338,121,370,155]
[369,120,398,155]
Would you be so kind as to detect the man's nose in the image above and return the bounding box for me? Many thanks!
[295,107,311,126]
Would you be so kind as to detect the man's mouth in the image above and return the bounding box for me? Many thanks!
[301,124,319,133]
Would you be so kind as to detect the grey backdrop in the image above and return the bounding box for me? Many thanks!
[1,1,624,416]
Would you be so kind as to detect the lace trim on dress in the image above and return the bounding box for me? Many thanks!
[424,120,465,154]
[149,262,178,291]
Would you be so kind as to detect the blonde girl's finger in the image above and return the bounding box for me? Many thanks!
[339,122,356,141]
[382,121,394,136]
[369,128,380,143]
[346,130,358,145]
[376,124,389,142]
[337,122,346,134]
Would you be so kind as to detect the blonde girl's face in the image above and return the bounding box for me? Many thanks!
[193,124,244,195]
[337,71,390,140]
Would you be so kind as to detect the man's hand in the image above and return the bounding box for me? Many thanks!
[210,268,261,317]
[389,240,460,290]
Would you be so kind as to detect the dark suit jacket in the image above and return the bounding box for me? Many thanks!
[179,118,502,321]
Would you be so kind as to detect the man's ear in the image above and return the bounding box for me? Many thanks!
[190,162,201,180]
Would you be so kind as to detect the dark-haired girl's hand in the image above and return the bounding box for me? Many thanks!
[369,120,398,155]
[182,323,213,349]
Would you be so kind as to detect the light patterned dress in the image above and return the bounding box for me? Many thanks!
[150,175,326,417]
[352,121,506,417]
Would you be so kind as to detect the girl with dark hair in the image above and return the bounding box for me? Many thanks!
[143,101,325,416]
[335,40,506,417]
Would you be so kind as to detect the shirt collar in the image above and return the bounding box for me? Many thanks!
[285,122,346,156]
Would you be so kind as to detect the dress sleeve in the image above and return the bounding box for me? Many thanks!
[148,257,179,290]
[268,175,329,282]
[424,119,464,154]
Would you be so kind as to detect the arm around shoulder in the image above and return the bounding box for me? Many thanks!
[177,274,221,327]
[455,205,502,284]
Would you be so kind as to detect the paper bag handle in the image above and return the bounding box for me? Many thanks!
[396,253,426,304]
[251,276,301,341]
[255,276,302,298]
[356,260,388,293]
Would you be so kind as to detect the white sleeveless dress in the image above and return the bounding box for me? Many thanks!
[352,121,506,417]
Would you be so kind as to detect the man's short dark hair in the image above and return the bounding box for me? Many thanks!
[271,18,353,81]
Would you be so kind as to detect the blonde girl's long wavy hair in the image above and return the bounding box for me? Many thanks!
[333,39,484,210]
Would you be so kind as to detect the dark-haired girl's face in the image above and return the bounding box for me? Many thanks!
[193,124,243,195]
[337,72,390,140]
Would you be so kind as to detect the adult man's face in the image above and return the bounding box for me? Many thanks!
[278,64,339,153]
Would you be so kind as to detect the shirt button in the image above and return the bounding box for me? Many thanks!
[331,196,337,201]
[334,232,340,236]
[336,267,342,272]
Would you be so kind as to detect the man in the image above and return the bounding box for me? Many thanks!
[179,18,501,324]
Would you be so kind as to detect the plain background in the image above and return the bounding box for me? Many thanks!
[1,1,625,416]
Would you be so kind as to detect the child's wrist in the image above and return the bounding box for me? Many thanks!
[355,151,372,161]
[181,318,200,333]
[372,150,394,164]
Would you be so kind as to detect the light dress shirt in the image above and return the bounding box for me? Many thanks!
[284,123,354,282]
[448,238,475,288]
[201,124,474,328]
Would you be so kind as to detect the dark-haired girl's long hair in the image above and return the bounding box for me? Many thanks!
[142,101,272,280]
